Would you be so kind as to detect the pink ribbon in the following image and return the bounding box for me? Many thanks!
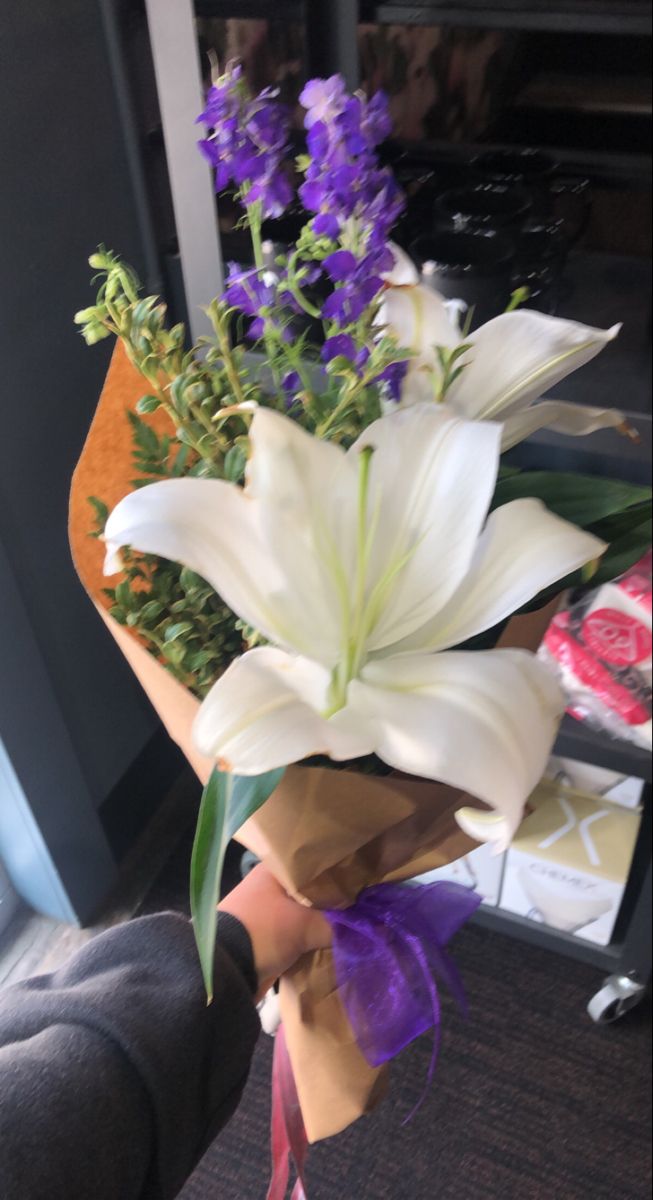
[267,1024,308,1200]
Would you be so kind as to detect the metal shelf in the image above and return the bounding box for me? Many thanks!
[194,1,301,16]
[555,715,652,783]
[370,0,653,35]
[473,904,624,969]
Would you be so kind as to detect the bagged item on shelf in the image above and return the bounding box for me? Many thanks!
[499,778,642,945]
[545,755,646,811]
[412,841,506,906]
[538,549,652,749]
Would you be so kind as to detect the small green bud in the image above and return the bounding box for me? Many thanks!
[88,251,112,270]
[74,306,100,325]
[82,322,110,345]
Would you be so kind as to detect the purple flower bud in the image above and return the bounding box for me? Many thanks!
[307,120,330,160]
[299,179,325,213]
[375,360,409,402]
[324,249,357,282]
[321,333,356,363]
[282,371,301,393]
[247,317,266,341]
[312,213,340,240]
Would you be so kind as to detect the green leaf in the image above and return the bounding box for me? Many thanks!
[589,518,652,586]
[172,444,190,476]
[139,600,165,623]
[115,580,134,609]
[127,410,162,458]
[492,471,651,527]
[136,394,162,415]
[190,766,285,999]
[164,621,193,642]
[223,444,247,483]
[587,499,652,543]
[87,495,109,533]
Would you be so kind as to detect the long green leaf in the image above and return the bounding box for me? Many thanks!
[492,471,651,527]
[589,518,652,586]
[190,766,285,1000]
[587,499,652,543]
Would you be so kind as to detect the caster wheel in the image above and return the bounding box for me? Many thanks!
[587,974,647,1024]
[240,850,261,879]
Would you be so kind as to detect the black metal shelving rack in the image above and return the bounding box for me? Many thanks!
[116,0,651,1017]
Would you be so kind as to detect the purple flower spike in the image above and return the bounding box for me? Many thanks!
[298,77,404,330]
[196,64,292,220]
[322,333,356,363]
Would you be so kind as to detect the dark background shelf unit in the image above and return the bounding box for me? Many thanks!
[368,1,653,35]
[193,0,652,34]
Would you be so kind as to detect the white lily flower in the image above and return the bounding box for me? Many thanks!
[104,405,605,850]
[379,280,624,449]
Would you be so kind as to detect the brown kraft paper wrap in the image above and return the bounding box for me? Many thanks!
[70,342,558,1141]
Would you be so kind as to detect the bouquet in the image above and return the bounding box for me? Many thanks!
[70,66,651,1189]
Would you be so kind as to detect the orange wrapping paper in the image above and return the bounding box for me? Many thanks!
[70,342,557,1141]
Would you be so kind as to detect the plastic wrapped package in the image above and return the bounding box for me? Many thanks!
[538,550,652,749]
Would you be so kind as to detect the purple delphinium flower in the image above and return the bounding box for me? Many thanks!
[282,370,301,394]
[323,249,357,282]
[299,75,347,128]
[197,64,292,220]
[224,263,288,343]
[321,333,357,363]
[375,359,409,402]
[299,78,404,331]
[224,264,274,316]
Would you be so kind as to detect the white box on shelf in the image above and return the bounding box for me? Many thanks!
[413,841,505,907]
[499,781,642,946]
[545,755,646,811]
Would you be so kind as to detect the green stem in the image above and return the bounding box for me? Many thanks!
[316,370,373,440]
[286,251,321,319]
[274,333,317,405]
[247,202,283,397]
[209,301,248,407]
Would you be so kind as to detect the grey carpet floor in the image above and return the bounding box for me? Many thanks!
[141,829,652,1200]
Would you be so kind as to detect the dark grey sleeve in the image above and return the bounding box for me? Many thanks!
[0,912,261,1200]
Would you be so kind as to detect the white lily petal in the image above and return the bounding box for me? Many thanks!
[393,498,606,654]
[499,398,626,451]
[246,406,358,622]
[348,405,502,650]
[396,360,439,407]
[382,243,420,286]
[103,478,338,663]
[378,283,459,358]
[449,310,621,420]
[353,648,564,849]
[193,646,376,773]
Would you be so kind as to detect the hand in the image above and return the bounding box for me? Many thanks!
[218,864,331,999]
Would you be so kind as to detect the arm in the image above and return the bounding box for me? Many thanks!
[0,865,330,1200]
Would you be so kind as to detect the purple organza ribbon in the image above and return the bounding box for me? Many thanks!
[324,881,482,1119]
